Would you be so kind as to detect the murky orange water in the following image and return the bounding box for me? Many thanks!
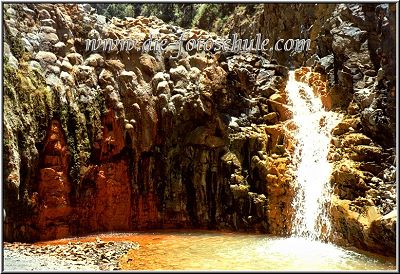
[35,231,397,271]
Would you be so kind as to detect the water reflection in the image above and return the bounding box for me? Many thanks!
[119,232,396,270]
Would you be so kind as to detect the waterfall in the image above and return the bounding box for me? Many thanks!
[285,70,342,241]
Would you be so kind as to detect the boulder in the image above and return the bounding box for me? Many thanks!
[66,52,83,65]
[35,51,57,64]
[139,54,159,76]
[342,133,372,146]
[84,53,104,67]
[169,65,188,82]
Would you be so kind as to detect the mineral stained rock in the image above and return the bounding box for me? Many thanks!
[2,3,396,257]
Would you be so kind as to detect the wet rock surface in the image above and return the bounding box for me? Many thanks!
[295,65,396,257]
[2,3,396,258]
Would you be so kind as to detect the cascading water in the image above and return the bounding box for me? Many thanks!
[285,70,342,241]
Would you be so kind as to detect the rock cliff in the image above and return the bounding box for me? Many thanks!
[222,2,396,256]
[2,3,396,257]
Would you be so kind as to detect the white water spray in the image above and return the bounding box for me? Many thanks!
[285,70,342,241]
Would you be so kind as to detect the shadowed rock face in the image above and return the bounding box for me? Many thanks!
[3,3,294,242]
[2,3,396,257]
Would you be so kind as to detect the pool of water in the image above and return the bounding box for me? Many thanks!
[114,231,396,270]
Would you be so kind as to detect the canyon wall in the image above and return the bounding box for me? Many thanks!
[3,3,294,241]
[2,3,396,256]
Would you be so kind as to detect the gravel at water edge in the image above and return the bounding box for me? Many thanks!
[3,238,139,271]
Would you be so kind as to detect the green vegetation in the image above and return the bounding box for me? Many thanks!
[57,88,105,192]
[91,3,252,31]
[3,58,54,213]
[140,4,198,28]
[192,4,227,29]
[95,3,137,19]
[92,3,197,28]
[8,33,25,60]
[3,57,105,198]
[4,7,26,61]
[3,60,53,125]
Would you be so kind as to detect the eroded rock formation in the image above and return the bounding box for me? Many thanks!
[295,62,396,256]
[3,3,294,241]
[2,3,396,257]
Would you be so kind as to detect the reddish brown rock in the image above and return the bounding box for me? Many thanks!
[37,120,72,240]
[3,3,396,260]
[131,155,160,228]
[78,161,132,232]
[99,109,126,161]
[294,67,311,81]
[263,124,291,153]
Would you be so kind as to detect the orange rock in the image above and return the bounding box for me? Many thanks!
[294,67,311,81]
[264,125,285,150]
[37,120,72,241]
[267,100,292,121]
[321,94,332,110]
[296,68,333,111]
[91,161,132,231]
[99,109,126,161]
[263,156,294,235]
